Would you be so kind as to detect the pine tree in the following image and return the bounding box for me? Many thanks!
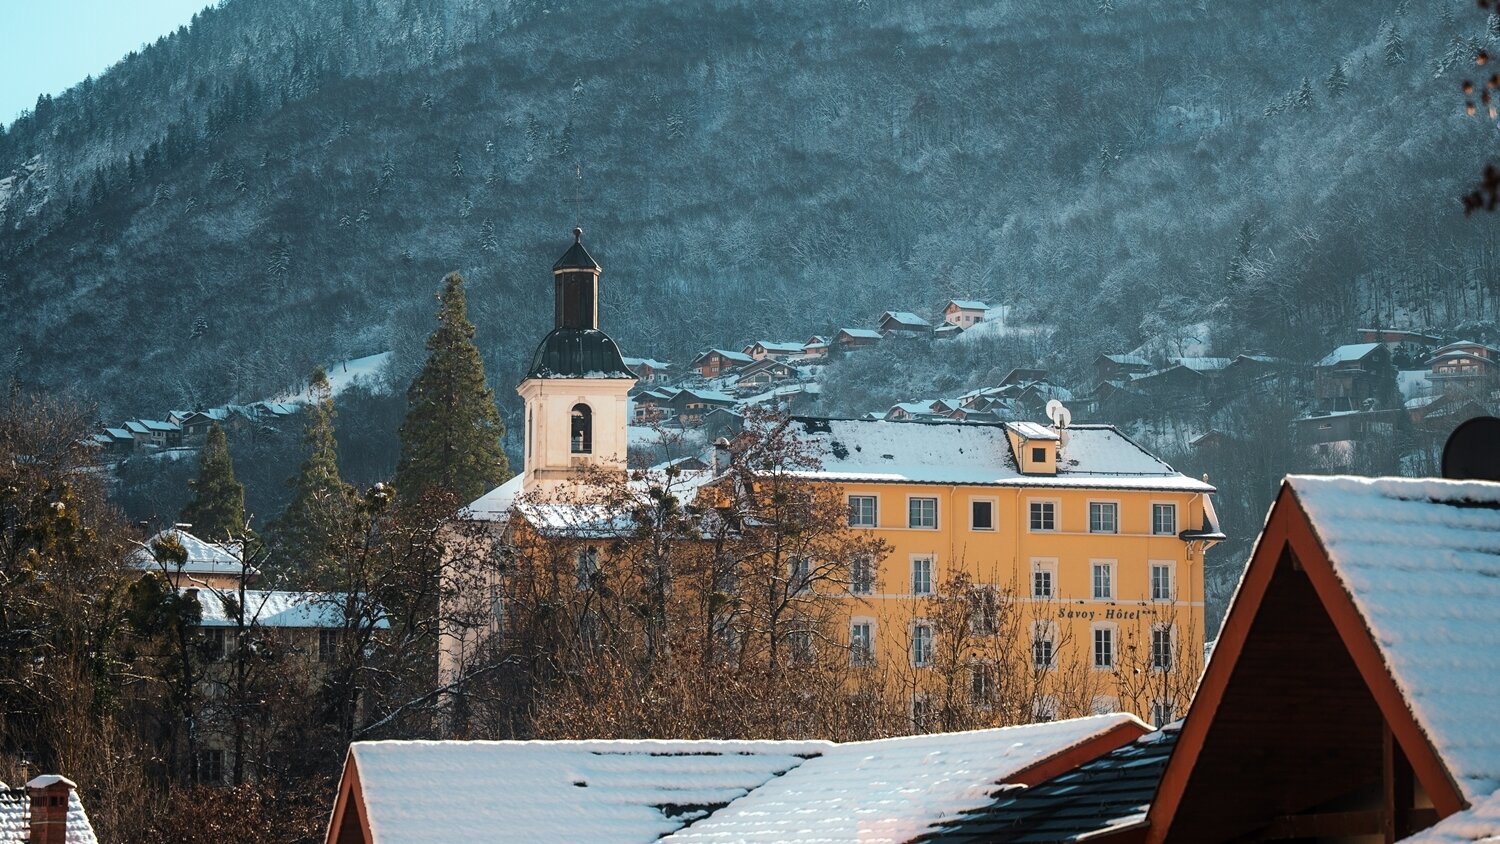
[1294,77,1314,111]
[1384,25,1406,67]
[180,423,246,541]
[395,273,509,504]
[275,368,354,577]
[1326,61,1348,99]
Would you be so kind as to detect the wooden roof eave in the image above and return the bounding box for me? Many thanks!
[1142,483,1467,844]
[324,750,373,844]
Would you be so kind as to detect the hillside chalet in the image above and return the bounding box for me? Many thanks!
[689,348,753,378]
[942,300,992,327]
[878,311,933,337]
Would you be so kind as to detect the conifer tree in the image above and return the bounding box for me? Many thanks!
[180,423,246,540]
[275,368,354,577]
[395,272,509,505]
[1384,25,1405,67]
[1294,77,1314,111]
[1326,61,1348,99]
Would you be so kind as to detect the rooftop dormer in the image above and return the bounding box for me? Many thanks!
[1006,421,1060,475]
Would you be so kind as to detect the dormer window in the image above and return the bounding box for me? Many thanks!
[1031,447,1046,463]
[570,404,593,454]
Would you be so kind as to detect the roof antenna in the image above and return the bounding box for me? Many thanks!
[1442,416,1500,481]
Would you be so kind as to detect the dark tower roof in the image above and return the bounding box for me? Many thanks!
[526,328,635,380]
[552,227,601,272]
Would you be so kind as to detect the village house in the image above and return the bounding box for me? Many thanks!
[1292,408,1403,446]
[1093,353,1152,385]
[1426,340,1500,398]
[730,358,800,394]
[1358,327,1447,350]
[631,387,678,423]
[933,323,964,341]
[129,528,259,590]
[124,418,182,449]
[802,334,831,358]
[621,356,672,384]
[834,327,883,350]
[665,387,736,426]
[878,311,933,337]
[1313,342,1395,413]
[688,348,753,378]
[942,299,993,328]
[742,340,806,361]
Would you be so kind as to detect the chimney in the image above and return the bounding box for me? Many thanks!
[712,437,732,475]
[26,775,75,844]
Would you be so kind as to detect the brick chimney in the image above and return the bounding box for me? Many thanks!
[26,775,75,844]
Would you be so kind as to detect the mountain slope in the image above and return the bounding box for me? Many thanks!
[1,0,1495,418]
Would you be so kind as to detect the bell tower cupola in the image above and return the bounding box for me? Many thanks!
[518,229,637,494]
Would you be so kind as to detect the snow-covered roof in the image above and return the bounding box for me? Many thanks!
[697,348,753,364]
[1167,356,1232,372]
[343,716,1141,844]
[1401,789,1500,843]
[881,311,931,327]
[1101,353,1150,366]
[749,341,805,353]
[1315,343,1383,367]
[622,356,671,370]
[103,427,132,439]
[946,299,992,311]
[676,388,737,404]
[347,738,827,843]
[1287,475,1500,801]
[1006,421,1058,441]
[465,474,524,521]
[0,780,97,844]
[838,328,883,339]
[190,588,385,629]
[792,419,1212,491]
[128,529,249,578]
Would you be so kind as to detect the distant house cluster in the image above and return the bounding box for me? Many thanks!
[881,368,1072,424]
[86,401,302,459]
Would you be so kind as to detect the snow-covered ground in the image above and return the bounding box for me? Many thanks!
[275,351,392,403]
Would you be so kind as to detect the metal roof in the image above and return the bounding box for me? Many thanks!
[527,327,635,380]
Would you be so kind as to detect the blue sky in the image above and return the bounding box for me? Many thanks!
[2,0,213,125]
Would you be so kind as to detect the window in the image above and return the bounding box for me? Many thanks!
[790,557,812,593]
[850,621,874,667]
[203,628,226,662]
[971,499,995,531]
[569,404,593,454]
[1151,699,1176,727]
[911,556,933,595]
[1029,500,1056,531]
[1153,503,1177,536]
[1093,626,1115,669]
[1089,502,1119,534]
[970,663,993,707]
[911,694,931,730]
[576,547,599,589]
[968,588,999,635]
[1032,560,1056,598]
[850,554,874,595]
[318,629,340,664]
[1031,446,1047,464]
[197,749,225,785]
[911,623,933,667]
[908,497,937,529]
[1092,696,1120,715]
[788,629,813,664]
[1151,563,1174,601]
[1032,630,1055,669]
[848,495,878,528]
[1092,561,1114,600]
[1152,625,1174,671]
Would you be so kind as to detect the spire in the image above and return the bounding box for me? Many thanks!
[552,226,600,272]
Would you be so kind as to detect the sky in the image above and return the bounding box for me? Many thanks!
[1,0,214,125]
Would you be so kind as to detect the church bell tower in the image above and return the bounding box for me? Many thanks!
[518,228,637,494]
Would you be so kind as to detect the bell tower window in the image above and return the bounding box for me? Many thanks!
[570,404,593,454]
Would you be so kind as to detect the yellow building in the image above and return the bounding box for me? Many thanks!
[446,230,1223,728]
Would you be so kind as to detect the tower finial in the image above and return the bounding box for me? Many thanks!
[573,226,583,244]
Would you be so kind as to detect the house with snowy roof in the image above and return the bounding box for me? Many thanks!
[1314,342,1396,413]
[1094,353,1152,384]
[0,775,98,844]
[834,327,883,350]
[665,387,736,426]
[689,348,753,378]
[879,311,933,337]
[129,528,259,589]
[802,334,832,358]
[621,356,672,384]
[1427,341,1500,399]
[942,299,993,327]
[124,418,182,449]
[742,340,806,361]
[323,715,1149,844]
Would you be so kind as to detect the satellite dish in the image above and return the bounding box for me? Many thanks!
[1442,416,1500,481]
[1045,400,1071,429]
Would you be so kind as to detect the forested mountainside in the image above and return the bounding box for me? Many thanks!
[1,0,1497,420]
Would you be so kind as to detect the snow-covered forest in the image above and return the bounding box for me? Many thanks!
[2,0,1497,422]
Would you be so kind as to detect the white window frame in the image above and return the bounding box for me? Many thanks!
[1092,623,1117,670]
[969,496,998,531]
[1031,558,1058,599]
[1088,500,1120,534]
[907,495,938,530]
[1152,502,1178,536]
[850,554,875,595]
[1028,498,1059,532]
[970,661,994,708]
[1150,561,1175,602]
[848,494,878,528]
[1032,621,1057,669]
[1091,559,1116,600]
[1151,623,1176,672]
[850,618,876,667]
[911,621,934,667]
[911,554,934,596]
[790,557,812,594]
